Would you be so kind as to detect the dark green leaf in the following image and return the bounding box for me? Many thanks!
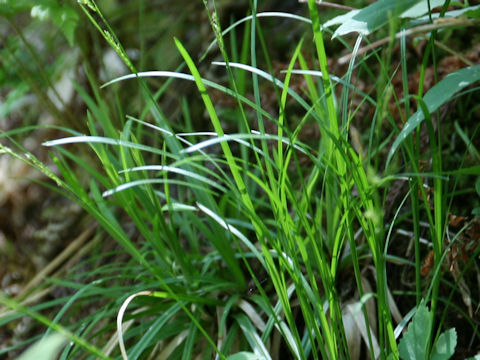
[325,0,420,37]
[49,4,79,46]
[387,65,480,165]
[400,0,446,19]
[30,3,79,46]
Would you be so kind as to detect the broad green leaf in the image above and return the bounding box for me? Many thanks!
[1,0,78,45]
[325,0,420,37]
[441,5,480,20]
[387,65,480,165]
[431,328,457,360]
[444,166,480,176]
[227,352,266,360]
[400,0,445,18]
[18,333,67,360]
[411,5,480,22]
[0,0,36,16]
[30,3,79,46]
[49,4,79,46]
[398,302,432,360]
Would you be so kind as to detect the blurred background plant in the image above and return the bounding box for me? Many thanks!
[1,0,480,359]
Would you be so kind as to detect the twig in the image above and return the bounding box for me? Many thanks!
[433,39,474,66]
[298,0,356,11]
[338,17,480,64]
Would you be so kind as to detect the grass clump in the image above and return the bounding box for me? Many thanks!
[1,0,480,359]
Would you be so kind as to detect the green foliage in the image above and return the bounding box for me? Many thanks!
[0,0,78,46]
[398,301,457,360]
[0,0,33,15]
[1,0,480,359]
[0,292,111,359]
[326,0,480,38]
[400,0,449,19]
[0,82,29,118]
[325,0,419,37]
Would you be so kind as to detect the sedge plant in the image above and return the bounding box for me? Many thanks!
[1,0,480,359]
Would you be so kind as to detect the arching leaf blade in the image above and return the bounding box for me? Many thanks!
[387,65,480,166]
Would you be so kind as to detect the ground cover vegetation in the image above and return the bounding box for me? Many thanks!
[1,0,480,359]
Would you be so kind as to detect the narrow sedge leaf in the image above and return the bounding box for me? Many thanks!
[235,314,271,360]
[119,165,228,192]
[211,62,313,114]
[443,165,480,176]
[277,321,301,359]
[430,328,457,360]
[201,12,311,61]
[387,65,480,165]
[227,352,265,360]
[398,302,432,360]
[101,71,275,122]
[196,202,264,265]
[174,38,256,221]
[43,136,170,158]
[0,292,111,359]
[102,179,218,198]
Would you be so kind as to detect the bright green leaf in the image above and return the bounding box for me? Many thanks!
[398,302,432,360]
[431,328,457,360]
[387,65,480,165]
